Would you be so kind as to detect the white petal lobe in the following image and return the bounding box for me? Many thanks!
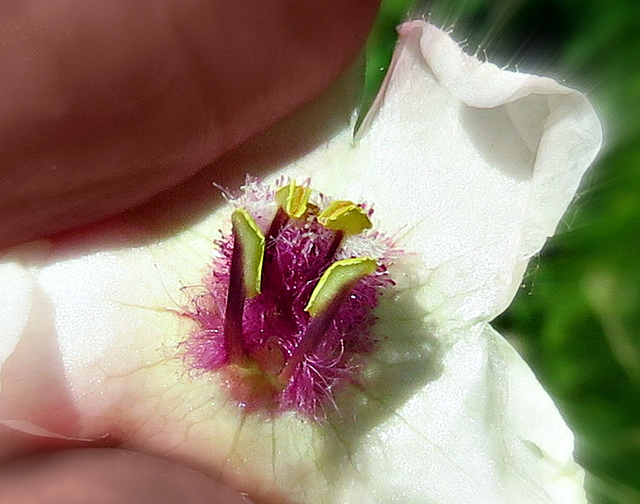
[290,21,602,325]
[338,323,585,504]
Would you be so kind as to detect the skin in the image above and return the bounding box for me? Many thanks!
[0,0,379,501]
[0,0,379,248]
[0,449,254,504]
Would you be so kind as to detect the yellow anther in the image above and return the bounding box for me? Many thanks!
[305,257,377,317]
[318,201,372,235]
[231,208,265,298]
[275,181,312,219]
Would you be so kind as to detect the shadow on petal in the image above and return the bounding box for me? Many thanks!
[319,274,443,480]
[459,94,550,182]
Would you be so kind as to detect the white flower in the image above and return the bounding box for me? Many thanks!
[0,21,602,504]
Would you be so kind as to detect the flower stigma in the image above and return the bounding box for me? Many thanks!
[182,178,399,420]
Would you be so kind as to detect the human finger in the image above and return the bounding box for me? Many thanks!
[0,448,253,504]
[0,0,379,247]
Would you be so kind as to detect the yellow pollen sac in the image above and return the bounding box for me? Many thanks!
[231,208,265,298]
[318,200,372,235]
[275,181,312,218]
[305,257,377,318]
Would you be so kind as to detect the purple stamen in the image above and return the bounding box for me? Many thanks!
[278,289,347,384]
[182,179,399,420]
[265,207,289,245]
[223,227,247,365]
[325,229,345,263]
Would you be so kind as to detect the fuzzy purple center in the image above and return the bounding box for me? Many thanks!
[184,205,393,420]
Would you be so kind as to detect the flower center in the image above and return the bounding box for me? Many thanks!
[183,179,397,420]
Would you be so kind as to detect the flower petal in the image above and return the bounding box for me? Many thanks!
[333,321,586,503]
[283,21,603,326]
[0,20,600,504]
[0,263,34,393]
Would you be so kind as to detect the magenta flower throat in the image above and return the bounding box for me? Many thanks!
[182,179,399,420]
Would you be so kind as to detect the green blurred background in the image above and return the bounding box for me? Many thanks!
[365,1,640,503]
